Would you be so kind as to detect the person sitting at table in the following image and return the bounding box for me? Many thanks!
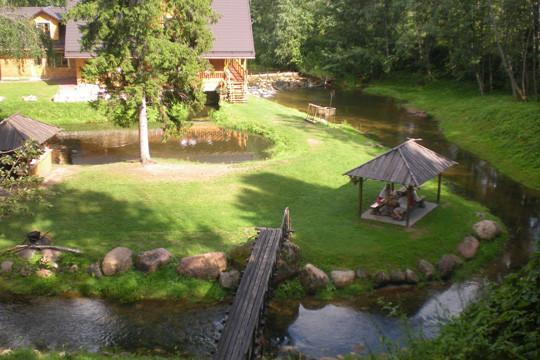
[392,193,409,220]
[371,184,392,214]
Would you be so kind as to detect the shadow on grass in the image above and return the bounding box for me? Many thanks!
[0,184,229,259]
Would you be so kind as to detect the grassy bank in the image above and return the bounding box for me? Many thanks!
[0,83,505,302]
[366,77,540,190]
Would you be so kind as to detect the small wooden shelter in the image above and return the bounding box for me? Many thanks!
[0,114,60,152]
[344,139,457,227]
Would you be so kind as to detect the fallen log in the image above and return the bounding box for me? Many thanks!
[0,245,83,256]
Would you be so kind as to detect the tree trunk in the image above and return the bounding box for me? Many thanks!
[138,94,152,164]
[475,70,485,96]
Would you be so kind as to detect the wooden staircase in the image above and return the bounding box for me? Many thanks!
[223,59,248,103]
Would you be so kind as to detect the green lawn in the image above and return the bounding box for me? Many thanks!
[0,83,505,302]
[366,77,540,191]
[0,81,106,128]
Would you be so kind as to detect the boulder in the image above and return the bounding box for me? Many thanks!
[355,268,370,280]
[458,236,480,260]
[176,252,227,280]
[438,254,463,279]
[390,270,407,284]
[102,247,133,276]
[473,220,501,240]
[35,269,54,278]
[373,271,390,288]
[17,248,36,261]
[136,248,172,273]
[41,249,62,262]
[219,270,240,289]
[299,264,329,294]
[273,241,301,285]
[417,259,436,280]
[331,270,356,288]
[405,269,419,284]
[1,261,13,273]
[87,263,103,278]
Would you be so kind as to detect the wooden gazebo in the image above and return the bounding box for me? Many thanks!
[344,139,457,227]
[0,114,60,152]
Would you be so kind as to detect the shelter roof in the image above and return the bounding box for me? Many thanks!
[0,114,61,151]
[344,139,457,186]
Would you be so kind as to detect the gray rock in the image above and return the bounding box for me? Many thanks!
[438,254,463,279]
[219,270,240,289]
[41,249,62,262]
[102,247,133,276]
[355,268,370,280]
[417,259,436,280]
[458,236,480,259]
[136,248,172,273]
[1,261,13,273]
[405,269,419,284]
[273,241,301,285]
[299,264,329,294]
[331,270,356,288]
[390,270,407,284]
[176,252,227,280]
[473,220,501,240]
[373,271,390,288]
[17,248,36,261]
[35,269,54,278]
[87,263,102,278]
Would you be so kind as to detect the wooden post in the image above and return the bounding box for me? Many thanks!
[406,186,412,227]
[358,177,364,217]
[437,174,442,204]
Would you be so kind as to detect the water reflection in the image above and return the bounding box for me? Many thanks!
[0,298,226,357]
[271,281,484,358]
[52,124,270,165]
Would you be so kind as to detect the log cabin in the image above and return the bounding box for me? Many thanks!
[0,0,255,103]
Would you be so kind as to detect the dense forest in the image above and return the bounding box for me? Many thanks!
[252,0,540,100]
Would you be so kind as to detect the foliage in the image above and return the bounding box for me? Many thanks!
[251,0,540,99]
[0,141,44,218]
[66,0,216,162]
[0,15,48,59]
[0,348,192,359]
[378,254,540,359]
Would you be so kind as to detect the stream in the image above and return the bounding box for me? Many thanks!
[1,89,539,358]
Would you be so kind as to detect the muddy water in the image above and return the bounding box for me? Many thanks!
[51,123,271,164]
[1,90,539,358]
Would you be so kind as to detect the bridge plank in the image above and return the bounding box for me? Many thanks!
[215,228,283,360]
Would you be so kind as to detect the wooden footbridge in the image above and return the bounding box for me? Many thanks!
[214,208,292,360]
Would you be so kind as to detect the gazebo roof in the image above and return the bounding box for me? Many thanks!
[345,139,457,187]
[0,114,61,151]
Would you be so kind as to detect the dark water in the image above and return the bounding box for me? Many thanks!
[1,90,539,358]
[52,124,270,164]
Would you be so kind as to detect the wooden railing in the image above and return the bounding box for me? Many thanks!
[199,71,226,80]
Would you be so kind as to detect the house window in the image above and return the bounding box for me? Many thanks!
[36,22,51,38]
[51,53,69,68]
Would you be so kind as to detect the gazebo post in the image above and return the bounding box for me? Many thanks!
[358,177,364,216]
[437,174,442,204]
[406,186,412,227]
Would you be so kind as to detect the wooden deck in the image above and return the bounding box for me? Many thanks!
[361,201,438,227]
[214,227,284,360]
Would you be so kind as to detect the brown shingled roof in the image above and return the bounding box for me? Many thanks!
[0,6,65,21]
[345,139,457,187]
[0,114,61,151]
[64,0,255,59]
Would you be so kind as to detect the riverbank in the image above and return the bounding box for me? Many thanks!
[0,82,506,302]
[365,77,540,191]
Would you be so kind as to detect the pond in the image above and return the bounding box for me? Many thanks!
[1,89,539,358]
[51,123,271,165]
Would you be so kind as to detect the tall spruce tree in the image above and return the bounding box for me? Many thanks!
[67,0,216,163]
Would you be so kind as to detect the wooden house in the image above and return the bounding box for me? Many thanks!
[0,0,255,103]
